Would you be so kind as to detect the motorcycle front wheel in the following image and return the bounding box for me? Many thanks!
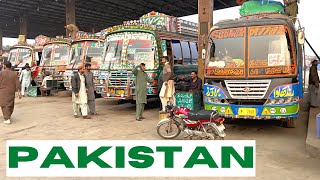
[157,119,181,139]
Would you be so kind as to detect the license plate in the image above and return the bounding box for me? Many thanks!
[238,108,256,116]
[217,124,225,131]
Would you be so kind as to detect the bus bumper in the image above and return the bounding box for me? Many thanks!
[204,102,299,119]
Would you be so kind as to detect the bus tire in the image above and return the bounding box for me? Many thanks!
[285,118,296,128]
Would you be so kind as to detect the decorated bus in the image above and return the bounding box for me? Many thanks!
[37,38,71,87]
[203,13,305,128]
[8,35,50,78]
[97,11,198,101]
[63,32,105,90]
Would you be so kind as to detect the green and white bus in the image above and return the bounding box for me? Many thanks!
[95,12,199,101]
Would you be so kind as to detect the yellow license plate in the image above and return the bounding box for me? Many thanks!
[238,108,256,116]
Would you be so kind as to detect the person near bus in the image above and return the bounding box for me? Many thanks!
[84,63,97,115]
[132,63,153,121]
[158,71,164,110]
[180,71,202,92]
[71,66,91,119]
[19,65,32,97]
[309,59,320,107]
[159,57,175,112]
[40,71,53,96]
[284,0,299,23]
[0,61,21,124]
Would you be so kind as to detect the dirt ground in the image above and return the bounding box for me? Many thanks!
[0,96,320,180]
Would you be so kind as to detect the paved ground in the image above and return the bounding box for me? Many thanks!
[0,96,320,180]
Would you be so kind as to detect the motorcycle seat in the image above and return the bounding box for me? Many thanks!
[188,109,217,121]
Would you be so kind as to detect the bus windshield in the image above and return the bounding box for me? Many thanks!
[69,42,83,66]
[206,25,295,78]
[125,33,155,69]
[103,32,156,70]
[72,41,104,68]
[8,47,33,67]
[103,33,124,70]
[248,25,295,77]
[42,44,69,66]
[206,27,245,77]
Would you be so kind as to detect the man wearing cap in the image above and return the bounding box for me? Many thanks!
[71,66,91,119]
[309,59,320,107]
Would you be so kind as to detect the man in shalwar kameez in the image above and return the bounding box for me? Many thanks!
[132,63,153,121]
[84,63,97,115]
[0,62,21,124]
[71,66,91,119]
[159,57,175,112]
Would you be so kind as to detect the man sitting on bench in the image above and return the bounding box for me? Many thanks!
[40,72,53,96]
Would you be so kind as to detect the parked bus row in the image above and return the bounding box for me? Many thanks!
[6,11,306,127]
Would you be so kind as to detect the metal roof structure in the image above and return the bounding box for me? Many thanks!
[0,0,238,38]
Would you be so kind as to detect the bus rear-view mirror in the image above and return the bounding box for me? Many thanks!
[202,49,206,59]
[297,30,305,45]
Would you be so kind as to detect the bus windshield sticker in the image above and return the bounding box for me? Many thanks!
[249,25,286,36]
[249,66,295,76]
[206,68,244,76]
[268,53,286,66]
[210,28,245,39]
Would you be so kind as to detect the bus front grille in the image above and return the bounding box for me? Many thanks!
[225,80,271,99]
[109,78,133,87]
[110,71,133,77]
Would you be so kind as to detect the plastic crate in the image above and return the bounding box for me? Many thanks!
[175,91,202,111]
[28,86,38,97]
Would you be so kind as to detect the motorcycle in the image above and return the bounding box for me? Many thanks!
[157,101,226,140]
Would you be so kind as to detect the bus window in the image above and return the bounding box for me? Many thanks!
[181,41,191,65]
[190,42,198,65]
[172,40,183,65]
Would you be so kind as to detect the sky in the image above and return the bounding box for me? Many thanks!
[2,1,318,56]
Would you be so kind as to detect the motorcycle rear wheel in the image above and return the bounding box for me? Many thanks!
[157,120,181,139]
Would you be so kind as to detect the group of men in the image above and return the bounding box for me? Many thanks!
[71,63,97,119]
[133,57,202,121]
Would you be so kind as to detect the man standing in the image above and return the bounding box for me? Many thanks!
[19,65,32,96]
[284,0,299,23]
[0,62,21,124]
[180,71,202,92]
[309,60,320,107]
[71,66,91,119]
[84,63,97,115]
[132,63,153,121]
[159,57,175,112]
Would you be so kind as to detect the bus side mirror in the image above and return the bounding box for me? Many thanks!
[297,30,305,45]
[202,49,206,59]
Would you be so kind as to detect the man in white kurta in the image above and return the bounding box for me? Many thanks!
[71,66,91,119]
[19,66,32,96]
[159,57,175,111]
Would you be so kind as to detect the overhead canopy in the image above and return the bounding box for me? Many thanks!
[0,0,238,38]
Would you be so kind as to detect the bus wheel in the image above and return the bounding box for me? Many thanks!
[284,118,296,128]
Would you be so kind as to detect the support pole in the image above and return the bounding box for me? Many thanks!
[65,0,76,37]
[20,14,27,38]
[0,30,2,55]
[198,0,213,82]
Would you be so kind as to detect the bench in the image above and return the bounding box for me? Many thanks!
[40,80,59,96]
